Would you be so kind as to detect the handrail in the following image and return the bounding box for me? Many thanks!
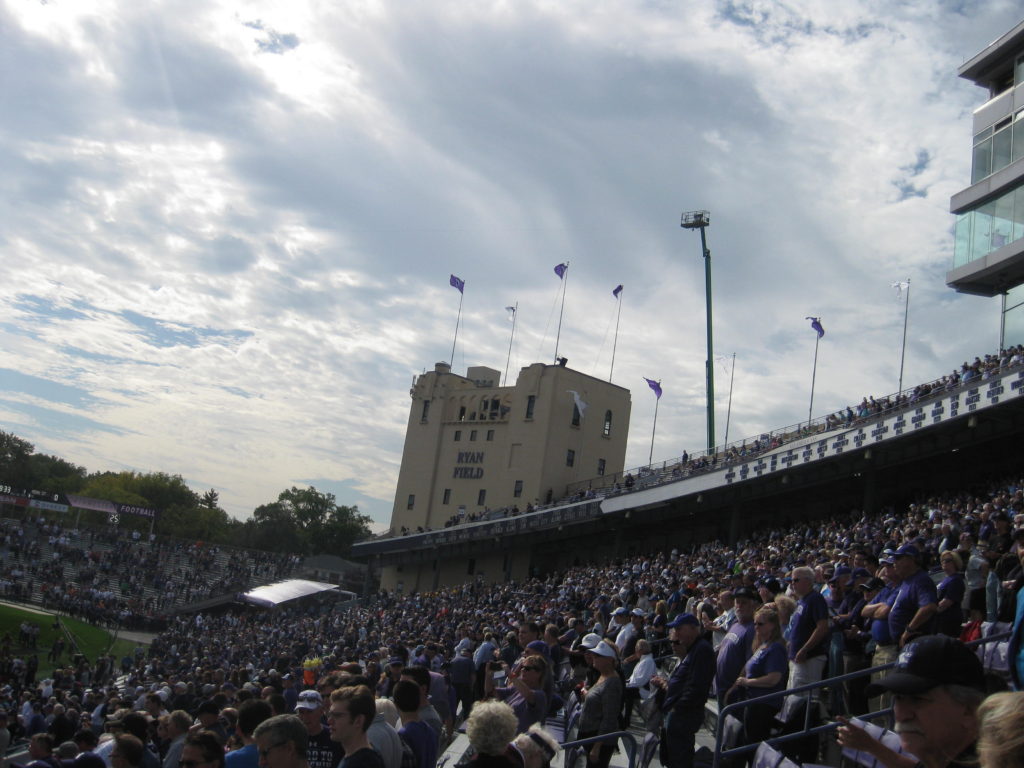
[711,630,1012,768]
[561,731,639,768]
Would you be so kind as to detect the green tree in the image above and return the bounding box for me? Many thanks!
[28,453,87,494]
[0,431,35,488]
[201,488,220,510]
[247,486,371,555]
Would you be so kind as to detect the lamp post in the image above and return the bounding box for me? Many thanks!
[682,210,715,454]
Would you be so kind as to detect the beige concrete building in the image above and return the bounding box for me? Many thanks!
[381,360,630,589]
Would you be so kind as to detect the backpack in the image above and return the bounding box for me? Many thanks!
[397,732,418,768]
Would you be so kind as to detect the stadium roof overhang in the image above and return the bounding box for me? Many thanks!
[239,579,352,607]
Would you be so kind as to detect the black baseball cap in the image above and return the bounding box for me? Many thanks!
[864,635,984,696]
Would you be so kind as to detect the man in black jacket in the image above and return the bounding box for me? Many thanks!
[651,613,714,768]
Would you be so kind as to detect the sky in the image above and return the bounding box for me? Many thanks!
[1,0,1021,531]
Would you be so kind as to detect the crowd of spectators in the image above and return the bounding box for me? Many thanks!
[1,467,1021,768]
[0,518,299,630]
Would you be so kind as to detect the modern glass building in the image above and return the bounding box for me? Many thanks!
[948,19,1024,346]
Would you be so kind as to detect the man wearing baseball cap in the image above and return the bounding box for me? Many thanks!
[295,690,344,768]
[651,613,714,768]
[889,545,938,649]
[837,635,986,768]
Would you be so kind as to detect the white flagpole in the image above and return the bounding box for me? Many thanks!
[897,278,911,393]
[724,353,736,447]
[649,383,660,466]
[610,287,623,382]
[554,262,569,363]
[808,328,821,428]
[450,288,464,367]
[503,302,518,386]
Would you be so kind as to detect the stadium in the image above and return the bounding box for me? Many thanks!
[6,14,1024,768]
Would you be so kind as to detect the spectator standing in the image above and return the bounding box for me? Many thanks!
[251,715,308,768]
[576,642,622,768]
[786,567,830,690]
[328,687,384,768]
[393,681,437,768]
[889,545,939,648]
[714,586,759,709]
[293,691,343,768]
[225,699,273,768]
[652,614,714,768]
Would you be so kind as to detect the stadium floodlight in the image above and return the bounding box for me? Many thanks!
[681,210,715,454]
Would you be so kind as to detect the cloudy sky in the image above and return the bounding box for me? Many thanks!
[1,0,1020,529]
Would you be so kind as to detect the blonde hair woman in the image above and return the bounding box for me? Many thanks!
[730,605,788,745]
[978,691,1024,768]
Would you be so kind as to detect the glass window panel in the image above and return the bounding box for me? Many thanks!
[974,126,993,145]
[1015,186,1024,244]
[1005,283,1024,312]
[971,202,995,259]
[993,126,1013,174]
[993,194,1014,249]
[973,137,992,183]
[1003,301,1024,348]
[1015,120,1024,164]
[954,213,973,268]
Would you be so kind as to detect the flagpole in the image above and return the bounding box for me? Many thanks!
[898,278,910,393]
[450,289,464,367]
[649,385,660,466]
[503,302,518,386]
[723,353,736,447]
[808,328,820,428]
[554,262,569,363]
[610,287,622,382]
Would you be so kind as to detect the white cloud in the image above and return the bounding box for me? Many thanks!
[0,0,1020,525]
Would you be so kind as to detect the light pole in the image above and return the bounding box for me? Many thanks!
[682,210,715,454]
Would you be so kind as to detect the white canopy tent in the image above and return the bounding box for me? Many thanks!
[239,579,349,607]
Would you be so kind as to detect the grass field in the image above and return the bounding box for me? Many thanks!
[0,603,142,679]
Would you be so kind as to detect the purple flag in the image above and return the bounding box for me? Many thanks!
[644,377,662,399]
[450,274,465,294]
[553,263,568,279]
[806,316,824,338]
[612,284,623,298]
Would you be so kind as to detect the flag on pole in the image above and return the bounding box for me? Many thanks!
[567,390,588,418]
[806,316,825,338]
[554,263,568,279]
[644,378,663,399]
[505,306,516,321]
[450,274,465,294]
[892,280,909,300]
[612,284,623,299]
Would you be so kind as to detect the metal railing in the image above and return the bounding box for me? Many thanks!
[562,731,640,768]
[711,630,1012,768]
[567,357,1024,499]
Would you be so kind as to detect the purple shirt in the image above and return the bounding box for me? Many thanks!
[888,569,937,639]
[742,641,788,708]
[788,589,829,659]
[715,619,756,697]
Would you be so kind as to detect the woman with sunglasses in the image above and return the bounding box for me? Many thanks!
[728,605,788,747]
[483,655,549,734]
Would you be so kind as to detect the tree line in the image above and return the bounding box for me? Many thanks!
[0,430,371,556]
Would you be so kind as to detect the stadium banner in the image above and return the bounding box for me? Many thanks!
[28,499,69,513]
[117,503,158,519]
[65,493,118,514]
